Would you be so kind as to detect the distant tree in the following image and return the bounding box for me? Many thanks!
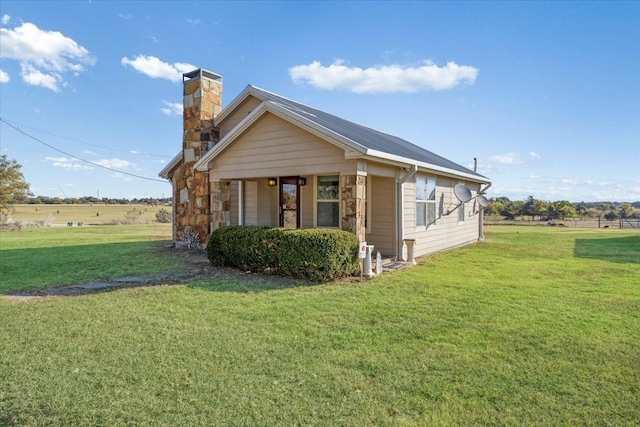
[484,200,499,217]
[500,200,524,220]
[604,210,619,221]
[0,155,32,222]
[574,202,588,217]
[618,203,637,219]
[551,200,577,220]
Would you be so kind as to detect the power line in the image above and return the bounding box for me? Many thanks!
[0,118,173,158]
[1,117,168,183]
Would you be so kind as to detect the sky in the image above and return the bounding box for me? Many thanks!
[1,1,638,202]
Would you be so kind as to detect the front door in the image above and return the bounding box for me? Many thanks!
[279,177,300,228]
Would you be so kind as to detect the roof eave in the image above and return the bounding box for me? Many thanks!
[158,152,183,179]
[362,149,490,183]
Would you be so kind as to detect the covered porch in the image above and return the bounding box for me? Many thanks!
[209,173,398,259]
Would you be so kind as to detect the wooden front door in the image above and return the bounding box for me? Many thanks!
[279,177,300,228]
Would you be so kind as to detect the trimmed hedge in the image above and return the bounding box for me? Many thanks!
[206,226,359,281]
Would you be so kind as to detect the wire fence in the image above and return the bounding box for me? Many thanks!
[484,217,640,229]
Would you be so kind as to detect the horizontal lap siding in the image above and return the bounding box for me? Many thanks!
[210,114,353,181]
[243,181,258,225]
[405,176,481,258]
[367,175,395,257]
[219,96,263,139]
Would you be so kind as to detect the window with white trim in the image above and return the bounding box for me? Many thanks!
[317,175,340,227]
[416,176,436,227]
[458,200,465,222]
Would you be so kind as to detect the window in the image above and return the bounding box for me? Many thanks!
[317,175,339,227]
[416,176,436,227]
[458,200,465,222]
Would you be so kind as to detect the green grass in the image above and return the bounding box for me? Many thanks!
[1,226,639,426]
[0,225,189,292]
[8,203,168,225]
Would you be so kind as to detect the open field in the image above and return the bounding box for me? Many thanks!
[1,226,639,425]
[5,203,170,226]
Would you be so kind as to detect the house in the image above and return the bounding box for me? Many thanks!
[159,68,491,261]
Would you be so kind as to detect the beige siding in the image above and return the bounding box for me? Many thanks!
[404,175,481,259]
[209,113,355,181]
[366,175,396,257]
[243,181,258,225]
[218,96,263,139]
[300,180,313,228]
[229,180,239,226]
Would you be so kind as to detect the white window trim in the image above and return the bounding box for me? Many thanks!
[457,182,466,224]
[416,175,437,229]
[314,174,341,229]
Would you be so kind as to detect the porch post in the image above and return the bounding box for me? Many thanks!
[210,180,231,232]
[341,174,367,242]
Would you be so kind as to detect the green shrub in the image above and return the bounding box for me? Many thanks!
[206,226,359,281]
[155,208,172,223]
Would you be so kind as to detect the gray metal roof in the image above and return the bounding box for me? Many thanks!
[249,85,487,180]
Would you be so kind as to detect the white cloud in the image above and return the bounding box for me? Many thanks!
[489,153,524,165]
[529,151,541,160]
[119,13,133,20]
[121,55,196,82]
[561,178,579,185]
[187,18,201,25]
[94,158,135,169]
[0,69,9,83]
[161,100,182,116]
[529,175,541,179]
[46,156,92,170]
[0,21,95,91]
[1,14,9,25]
[289,59,478,93]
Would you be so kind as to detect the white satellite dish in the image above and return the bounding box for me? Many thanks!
[446,184,473,215]
[477,195,489,208]
[453,184,473,203]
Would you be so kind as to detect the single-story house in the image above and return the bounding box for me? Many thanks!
[159,68,491,261]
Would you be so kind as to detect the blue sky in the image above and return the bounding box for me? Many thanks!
[1,1,638,202]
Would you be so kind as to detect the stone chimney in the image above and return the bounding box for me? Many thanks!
[174,69,222,247]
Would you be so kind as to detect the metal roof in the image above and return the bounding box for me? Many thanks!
[248,85,487,180]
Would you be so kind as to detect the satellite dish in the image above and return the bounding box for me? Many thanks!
[453,184,472,203]
[477,195,489,208]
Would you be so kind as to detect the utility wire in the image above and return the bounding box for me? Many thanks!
[0,117,173,158]
[1,117,167,183]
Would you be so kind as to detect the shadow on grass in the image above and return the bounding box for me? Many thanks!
[0,241,182,294]
[574,235,640,264]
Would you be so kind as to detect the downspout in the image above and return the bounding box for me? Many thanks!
[478,182,492,240]
[396,164,418,260]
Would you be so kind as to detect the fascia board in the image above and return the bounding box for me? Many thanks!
[159,152,183,179]
[363,149,491,184]
[213,85,254,125]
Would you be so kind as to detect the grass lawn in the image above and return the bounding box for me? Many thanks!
[1,226,639,425]
[0,225,193,292]
[8,203,168,226]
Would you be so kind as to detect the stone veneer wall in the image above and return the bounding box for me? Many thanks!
[174,73,222,246]
[341,174,367,242]
[210,181,231,230]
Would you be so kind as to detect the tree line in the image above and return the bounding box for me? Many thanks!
[20,195,172,206]
[485,196,640,221]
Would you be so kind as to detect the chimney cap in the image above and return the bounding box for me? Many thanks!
[183,69,223,82]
